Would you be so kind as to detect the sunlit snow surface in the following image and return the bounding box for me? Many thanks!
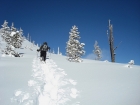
[1,35,140,105]
[11,57,79,105]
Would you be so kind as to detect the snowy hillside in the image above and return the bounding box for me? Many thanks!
[0,36,140,105]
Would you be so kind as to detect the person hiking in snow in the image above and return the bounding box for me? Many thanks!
[37,42,50,61]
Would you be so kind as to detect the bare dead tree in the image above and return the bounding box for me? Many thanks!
[107,19,122,62]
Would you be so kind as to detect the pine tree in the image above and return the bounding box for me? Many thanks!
[66,25,85,62]
[11,22,16,32]
[93,41,102,60]
[27,33,30,41]
[57,47,60,55]
[128,60,134,68]
[19,28,25,41]
[36,43,39,47]
[0,20,24,57]
[19,28,23,37]
[1,20,10,43]
[10,23,23,48]
[52,48,55,54]
[30,36,31,42]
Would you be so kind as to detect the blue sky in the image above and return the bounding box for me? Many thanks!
[0,0,140,65]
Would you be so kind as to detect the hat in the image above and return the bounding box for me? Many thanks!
[44,42,47,45]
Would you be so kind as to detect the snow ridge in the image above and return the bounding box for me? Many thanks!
[11,57,80,105]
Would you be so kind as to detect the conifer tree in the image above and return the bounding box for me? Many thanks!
[27,33,30,41]
[1,20,10,43]
[10,23,23,48]
[93,41,102,60]
[0,20,23,57]
[66,25,85,62]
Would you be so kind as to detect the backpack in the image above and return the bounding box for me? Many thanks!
[41,44,48,51]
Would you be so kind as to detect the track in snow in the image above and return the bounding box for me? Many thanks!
[11,57,80,105]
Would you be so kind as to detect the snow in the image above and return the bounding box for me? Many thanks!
[10,32,16,37]
[0,35,140,105]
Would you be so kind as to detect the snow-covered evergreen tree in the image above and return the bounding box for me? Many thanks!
[128,60,134,68]
[36,43,39,47]
[20,28,26,41]
[57,47,60,55]
[32,41,35,46]
[66,25,85,62]
[0,20,24,57]
[1,20,10,43]
[10,23,23,48]
[30,36,31,42]
[19,27,24,39]
[93,41,102,60]
[2,45,18,57]
[52,48,55,54]
[27,33,30,41]
[57,47,62,55]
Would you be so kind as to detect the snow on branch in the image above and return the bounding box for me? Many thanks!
[66,25,85,62]
[0,20,24,57]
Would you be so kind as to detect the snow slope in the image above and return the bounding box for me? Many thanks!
[0,36,140,105]
[51,55,140,105]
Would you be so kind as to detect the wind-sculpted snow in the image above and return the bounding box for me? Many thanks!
[11,57,80,105]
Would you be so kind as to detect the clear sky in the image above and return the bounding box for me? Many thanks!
[0,0,140,65]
